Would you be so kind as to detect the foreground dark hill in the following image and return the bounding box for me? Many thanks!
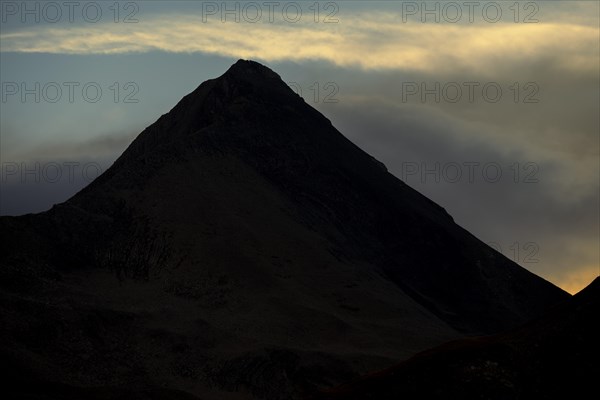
[316,277,599,400]
[1,60,568,399]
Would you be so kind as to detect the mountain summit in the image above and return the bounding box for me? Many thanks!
[1,60,568,399]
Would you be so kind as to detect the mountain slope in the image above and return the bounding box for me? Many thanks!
[0,60,568,399]
[315,277,599,400]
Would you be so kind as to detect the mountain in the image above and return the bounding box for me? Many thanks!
[314,277,599,400]
[0,60,568,399]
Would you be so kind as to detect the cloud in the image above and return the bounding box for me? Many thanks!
[322,97,599,295]
[551,265,600,295]
[1,13,597,76]
[0,130,136,216]
[17,130,138,160]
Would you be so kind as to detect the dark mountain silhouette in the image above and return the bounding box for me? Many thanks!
[1,60,568,399]
[314,277,599,400]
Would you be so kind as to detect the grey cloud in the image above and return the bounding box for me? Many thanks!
[321,99,598,293]
[0,131,136,216]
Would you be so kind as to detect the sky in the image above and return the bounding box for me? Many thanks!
[0,1,598,294]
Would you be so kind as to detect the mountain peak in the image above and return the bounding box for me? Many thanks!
[173,59,295,118]
[109,60,299,160]
[215,59,292,102]
[224,59,283,81]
